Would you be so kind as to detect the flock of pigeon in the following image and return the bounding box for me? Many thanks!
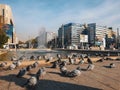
[0,53,119,88]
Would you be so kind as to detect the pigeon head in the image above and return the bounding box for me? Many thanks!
[76,66,81,71]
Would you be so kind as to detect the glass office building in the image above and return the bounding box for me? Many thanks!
[58,23,84,48]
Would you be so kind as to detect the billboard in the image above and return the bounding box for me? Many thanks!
[80,34,88,43]
[3,24,13,38]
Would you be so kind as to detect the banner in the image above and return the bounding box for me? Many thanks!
[3,24,13,38]
[80,34,88,42]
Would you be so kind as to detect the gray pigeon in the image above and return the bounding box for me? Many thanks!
[87,64,95,70]
[16,68,26,77]
[67,66,81,77]
[59,61,67,68]
[60,66,68,76]
[36,67,46,79]
[109,63,115,68]
[36,56,42,60]
[19,55,26,60]
[51,61,59,68]
[68,57,74,64]
[57,54,61,59]
[43,55,48,60]
[16,61,22,67]
[0,62,7,67]
[30,55,35,60]
[26,65,32,72]
[23,76,38,88]
[87,57,93,64]
[23,70,42,87]
[79,59,85,64]
[11,56,17,61]
[9,63,16,70]
[27,76,37,86]
[32,61,39,68]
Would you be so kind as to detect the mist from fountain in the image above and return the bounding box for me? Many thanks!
[37,27,46,49]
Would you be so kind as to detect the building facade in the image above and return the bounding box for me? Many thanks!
[88,23,108,46]
[96,25,108,41]
[58,23,85,48]
[0,4,17,44]
[87,23,96,46]
[58,22,117,49]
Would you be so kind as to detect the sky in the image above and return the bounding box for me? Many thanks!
[0,0,120,41]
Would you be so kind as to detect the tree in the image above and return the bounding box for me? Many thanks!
[0,28,9,48]
[25,38,38,48]
[18,40,24,44]
[31,38,38,48]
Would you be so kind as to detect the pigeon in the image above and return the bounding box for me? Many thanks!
[26,65,32,74]
[0,62,7,67]
[115,58,120,61]
[60,66,68,76]
[59,61,67,68]
[11,56,17,61]
[30,55,35,60]
[36,56,42,60]
[32,62,39,68]
[23,69,43,88]
[87,56,93,64]
[109,63,115,68]
[57,58,62,64]
[78,59,85,64]
[45,58,50,62]
[51,61,59,68]
[68,57,74,64]
[26,65,32,71]
[67,66,81,77]
[87,64,95,71]
[96,57,104,62]
[80,54,84,60]
[16,61,22,67]
[27,76,37,86]
[9,63,16,70]
[19,55,26,60]
[16,68,26,77]
[36,67,46,79]
[57,54,61,59]
[43,55,48,60]
[23,76,38,88]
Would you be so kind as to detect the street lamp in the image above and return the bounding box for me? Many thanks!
[62,25,64,49]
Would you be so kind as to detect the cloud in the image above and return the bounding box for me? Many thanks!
[1,0,119,41]
[49,0,120,29]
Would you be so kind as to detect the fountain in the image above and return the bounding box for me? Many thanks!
[37,27,46,49]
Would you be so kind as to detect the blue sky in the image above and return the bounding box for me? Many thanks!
[0,0,120,41]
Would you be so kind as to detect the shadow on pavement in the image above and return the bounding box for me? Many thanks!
[0,74,102,90]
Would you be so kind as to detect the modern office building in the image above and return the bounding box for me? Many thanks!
[88,23,108,46]
[0,4,17,44]
[96,25,108,41]
[58,23,85,48]
[87,23,96,45]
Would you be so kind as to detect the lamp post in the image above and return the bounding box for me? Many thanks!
[117,28,119,49]
[62,25,64,49]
